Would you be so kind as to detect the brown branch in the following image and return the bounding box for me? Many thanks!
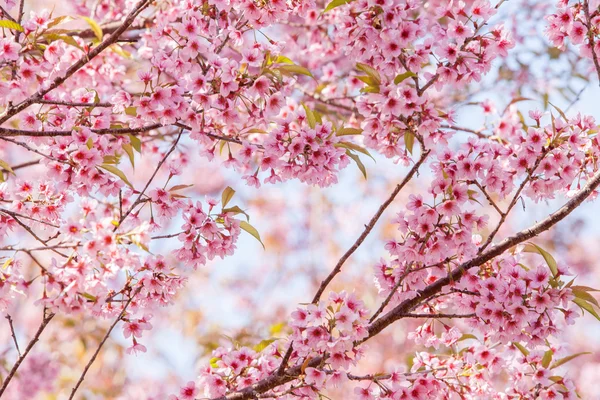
[68,288,140,399]
[0,5,16,23]
[0,123,163,137]
[215,166,600,400]
[367,167,600,339]
[397,313,476,319]
[479,149,549,252]
[118,130,183,225]
[0,311,54,397]
[36,99,112,107]
[584,0,600,85]
[5,314,21,356]
[441,125,488,139]
[0,0,152,125]
[311,148,430,303]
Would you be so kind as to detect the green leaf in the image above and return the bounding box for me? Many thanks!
[323,0,355,12]
[99,164,133,188]
[275,64,313,78]
[274,55,294,64]
[169,184,194,192]
[43,33,84,51]
[548,101,568,121]
[128,134,142,153]
[512,342,529,356]
[336,127,363,136]
[356,75,378,86]
[125,106,137,117]
[550,352,591,369]
[222,206,250,221]
[572,287,600,308]
[253,338,277,352]
[2,258,13,269]
[573,298,600,322]
[359,85,380,94]
[240,221,265,249]
[111,44,131,59]
[47,15,73,29]
[356,63,381,85]
[221,186,236,208]
[335,141,375,161]
[0,159,15,175]
[122,143,135,168]
[81,292,97,301]
[269,322,286,335]
[404,132,415,154]
[345,150,367,179]
[522,243,558,277]
[541,349,553,368]
[81,16,103,40]
[503,97,533,115]
[458,333,478,341]
[394,71,417,84]
[0,20,24,32]
[303,104,317,129]
[209,357,220,368]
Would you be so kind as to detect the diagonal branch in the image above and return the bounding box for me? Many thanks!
[311,148,430,303]
[68,288,140,399]
[0,0,152,125]
[367,168,600,339]
[0,310,55,397]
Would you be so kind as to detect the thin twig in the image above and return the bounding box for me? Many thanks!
[311,148,430,303]
[68,288,140,399]
[5,314,21,356]
[118,130,183,225]
[0,311,54,397]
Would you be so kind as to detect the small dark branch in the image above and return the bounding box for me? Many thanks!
[68,288,140,400]
[36,99,112,107]
[417,75,439,96]
[469,180,503,216]
[10,159,41,171]
[0,208,60,228]
[479,149,548,252]
[398,313,476,319]
[584,1,600,85]
[0,123,163,137]
[0,136,67,164]
[0,311,55,397]
[5,314,21,356]
[276,343,293,376]
[0,5,17,23]
[150,231,183,240]
[441,125,488,139]
[174,122,243,145]
[369,264,415,323]
[118,130,183,225]
[311,148,431,304]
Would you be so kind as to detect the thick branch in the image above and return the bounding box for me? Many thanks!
[367,169,600,339]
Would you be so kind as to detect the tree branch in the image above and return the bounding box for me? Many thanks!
[0,310,54,397]
[311,148,430,303]
[0,0,152,125]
